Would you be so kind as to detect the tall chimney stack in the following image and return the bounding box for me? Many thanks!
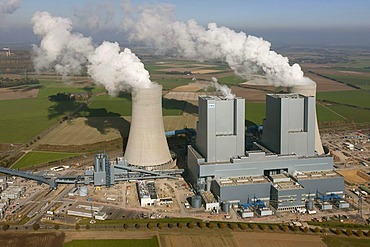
[124,85,174,170]
[288,82,324,155]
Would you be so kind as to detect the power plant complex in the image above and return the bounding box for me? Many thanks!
[187,89,344,211]
[0,82,346,213]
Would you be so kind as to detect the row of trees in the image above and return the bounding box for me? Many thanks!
[2,221,370,238]
[0,77,39,88]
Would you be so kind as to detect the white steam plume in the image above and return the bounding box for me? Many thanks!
[122,3,314,87]
[211,77,235,99]
[32,12,94,77]
[32,12,154,96]
[0,0,21,15]
[88,42,152,95]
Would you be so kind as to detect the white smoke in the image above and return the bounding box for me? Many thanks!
[32,12,94,77]
[122,3,314,87]
[88,42,152,96]
[0,0,21,15]
[211,77,235,99]
[32,11,155,95]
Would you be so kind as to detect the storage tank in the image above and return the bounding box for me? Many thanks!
[79,186,88,197]
[288,82,324,155]
[222,202,230,214]
[305,200,314,211]
[191,195,202,209]
[124,85,174,170]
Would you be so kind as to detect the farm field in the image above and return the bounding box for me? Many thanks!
[321,236,370,247]
[245,102,266,126]
[64,237,159,247]
[232,232,326,247]
[0,232,64,247]
[0,97,63,143]
[317,90,370,108]
[218,75,246,86]
[38,117,126,145]
[325,105,370,123]
[80,94,132,117]
[12,151,81,169]
[0,79,101,143]
[155,78,193,90]
[320,74,369,91]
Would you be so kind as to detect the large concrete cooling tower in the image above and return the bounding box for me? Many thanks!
[124,85,174,170]
[288,82,325,155]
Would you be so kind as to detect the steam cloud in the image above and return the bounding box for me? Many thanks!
[0,0,21,15]
[211,77,235,99]
[32,12,154,96]
[122,3,314,87]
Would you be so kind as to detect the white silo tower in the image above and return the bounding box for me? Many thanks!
[288,82,324,155]
[124,84,174,170]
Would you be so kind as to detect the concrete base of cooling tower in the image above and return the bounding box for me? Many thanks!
[127,159,176,171]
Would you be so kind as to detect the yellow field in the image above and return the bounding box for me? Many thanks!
[38,117,128,145]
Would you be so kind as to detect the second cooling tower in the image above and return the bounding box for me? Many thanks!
[288,82,324,155]
[124,85,174,170]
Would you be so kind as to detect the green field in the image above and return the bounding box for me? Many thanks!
[154,78,192,90]
[218,75,246,86]
[321,74,370,91]
[0,98,59,143]
[245,102,266,126]
[317,90,370,108]
[81,94,132,117]
[0,80,103,143]
[64,237,159,247]
[316,104,345,122]
[321,236,370,247]
[326,105,370,123]
[12,151,80,169]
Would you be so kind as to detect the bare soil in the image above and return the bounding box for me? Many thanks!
[0,232,65,247]
[231,86,270,102]
[0,87,38,100]
[336,169,368,184]
[306,73,356,92]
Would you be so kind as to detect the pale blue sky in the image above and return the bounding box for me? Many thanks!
[1,0,369,46]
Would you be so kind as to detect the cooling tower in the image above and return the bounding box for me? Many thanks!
[124,85,174,170]
[288,82,324,155]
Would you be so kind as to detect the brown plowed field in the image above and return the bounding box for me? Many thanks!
[0,87,39,100]
[0,232,65,247]
[306,73,357,92]
[231,86,269,102]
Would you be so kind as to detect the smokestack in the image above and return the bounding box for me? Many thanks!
[124,84,174,170]
[288,83,324,155]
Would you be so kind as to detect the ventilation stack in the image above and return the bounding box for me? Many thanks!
[124,84,174,170]
[288,82,324,155]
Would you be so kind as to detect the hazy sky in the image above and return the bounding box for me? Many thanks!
[1,0,369,46]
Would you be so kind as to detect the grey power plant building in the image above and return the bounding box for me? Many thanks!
[187,93,344,211]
